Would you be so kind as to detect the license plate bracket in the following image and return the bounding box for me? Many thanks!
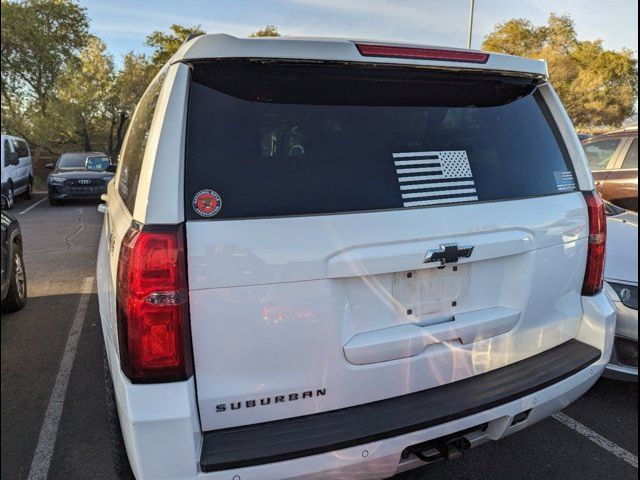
[392,265,469,322]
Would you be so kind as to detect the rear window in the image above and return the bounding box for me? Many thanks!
[583,137,624,170]
[622,138,637,169]
[185,61,576,220]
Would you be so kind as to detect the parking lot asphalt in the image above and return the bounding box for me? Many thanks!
[1,193,637,480]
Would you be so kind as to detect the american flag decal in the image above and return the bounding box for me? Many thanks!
[393,150,478,207]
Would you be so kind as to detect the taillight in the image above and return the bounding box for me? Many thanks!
[116,223,192,383]
[582,191,607,296]
[355,43,489,64]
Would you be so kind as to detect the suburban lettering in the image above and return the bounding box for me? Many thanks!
[216,388,327,413]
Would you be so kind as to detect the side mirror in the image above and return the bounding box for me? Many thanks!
[7,151,20,166]
[45,163,55,170]
[105,164,117,173]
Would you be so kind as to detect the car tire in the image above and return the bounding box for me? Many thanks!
[24,178,33,199]
[103,349,135,480]
[1,244,27,312]
[4,183,15,210]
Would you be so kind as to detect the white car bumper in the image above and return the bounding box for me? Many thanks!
[104,292,615,480]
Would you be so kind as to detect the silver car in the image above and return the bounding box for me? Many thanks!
[603,202,638,381]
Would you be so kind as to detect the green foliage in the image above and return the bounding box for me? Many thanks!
[482,14,637,128]
[1,0,158,157]
[146,24,206,68]
[1,0,88,107]
[1,0,89,149]
[249,25,281,38]
[54,36,115,150]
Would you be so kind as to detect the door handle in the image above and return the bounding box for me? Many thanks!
[343,307,520,365]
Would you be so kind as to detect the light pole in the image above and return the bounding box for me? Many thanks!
[467,0,475,49]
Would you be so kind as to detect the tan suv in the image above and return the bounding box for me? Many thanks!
[583,125,638,212]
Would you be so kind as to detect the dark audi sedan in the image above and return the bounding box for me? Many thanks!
[47,152,116,205]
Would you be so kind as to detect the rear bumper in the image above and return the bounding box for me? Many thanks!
[104,292,615,480]
[201,340,599,472]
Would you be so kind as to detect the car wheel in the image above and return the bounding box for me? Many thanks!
[103,349,135,480]
[1,244,27,312]
[24,179,33,199]
[4,184,15,210]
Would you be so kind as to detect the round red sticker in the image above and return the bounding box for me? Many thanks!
[193,189,222,217]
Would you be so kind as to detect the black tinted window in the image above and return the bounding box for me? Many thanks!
[117,70,166,212]
[583,138,623,170]
[622,138,637,169]
[3,140,10,167]
[185,61,575,220]
[58,153,87,169]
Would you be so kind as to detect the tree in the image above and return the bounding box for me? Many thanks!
[482,14,637,128]
[55,44,156,156]
[54,36,115,151]
[146,24,205,69]
[1,0,89,148]
[249,25,281,38]
[481,19,546,57]
[106,52,156,155]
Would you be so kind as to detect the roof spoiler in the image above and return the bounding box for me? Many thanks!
[185,33,204,43]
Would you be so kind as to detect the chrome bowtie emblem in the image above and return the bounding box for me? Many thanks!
[423,243,474,265]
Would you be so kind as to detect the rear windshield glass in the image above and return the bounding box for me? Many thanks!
[185,61,575,220]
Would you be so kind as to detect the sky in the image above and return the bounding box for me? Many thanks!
[81,0,638,65]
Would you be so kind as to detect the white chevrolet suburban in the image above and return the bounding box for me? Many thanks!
[97,34,616,480]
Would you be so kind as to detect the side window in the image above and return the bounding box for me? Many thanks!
[622,138,637,169]
[3,140,10,167]
[583,138,624,171]
[15,140,29,158]
[117,70,167,213]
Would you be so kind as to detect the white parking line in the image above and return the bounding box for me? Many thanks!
[19,197,47,215]
[27,277,95,480]
[552,412,638,469]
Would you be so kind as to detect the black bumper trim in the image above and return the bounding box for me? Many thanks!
[200,340,600,472]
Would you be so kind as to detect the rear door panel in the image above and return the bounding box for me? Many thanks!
[188,193,588,430]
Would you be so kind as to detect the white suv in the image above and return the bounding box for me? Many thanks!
[1,134,34,209]
[97,35,616,480]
